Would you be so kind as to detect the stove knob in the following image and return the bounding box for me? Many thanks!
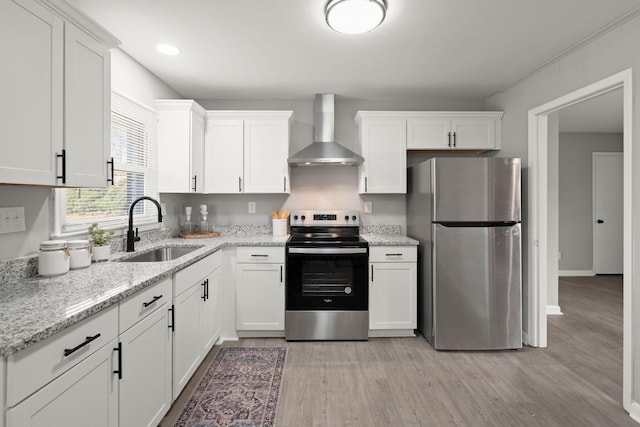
[293,215,298,220]
[301,215,306,221]
[344,215,349,221]
[352,215,357,221]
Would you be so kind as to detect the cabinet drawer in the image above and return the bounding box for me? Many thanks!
[236,246,284,263]
[6,304,118,407]
[174,250,221,296]
[369,246,417,263]
[119,277,172,333]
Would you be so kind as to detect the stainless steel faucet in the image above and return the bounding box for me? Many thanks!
[127,196,163,252]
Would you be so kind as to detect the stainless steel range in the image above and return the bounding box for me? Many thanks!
[285,210,369,341]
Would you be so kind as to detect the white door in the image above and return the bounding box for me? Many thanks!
[593,152,623,274]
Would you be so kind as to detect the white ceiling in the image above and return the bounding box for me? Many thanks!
[69,0,636,131]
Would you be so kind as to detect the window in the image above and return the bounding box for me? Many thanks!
[55,91,158,236]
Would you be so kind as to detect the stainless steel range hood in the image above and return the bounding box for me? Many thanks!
[288,94,364,166]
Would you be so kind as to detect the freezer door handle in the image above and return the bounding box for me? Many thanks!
[597,219,604,224]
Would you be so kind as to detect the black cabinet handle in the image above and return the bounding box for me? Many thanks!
[113,342,122,380]
[143,295,163,307]
[385,253,403,256]
[284,176,287,192]
[447,132,452,148]
[56,149,66,184]
[239,177,242,192]
[63,333,100,357]
[371,265,374,282]
[280,265,283,283]
[597,219,604,224]
[453,131,457,148]
[168,304,175,332]
[192,175,197,192]
[106,157,114,185]
[251,254,268,257]
[364,177,368,193]
[201,280,207,301]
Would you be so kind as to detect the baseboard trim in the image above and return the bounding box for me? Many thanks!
[368,329,416,338]
[629,401,640,423]
[558,270,595,276]
[547,305,563,315]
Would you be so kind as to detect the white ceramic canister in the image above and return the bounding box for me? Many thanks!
[67,239,92,269]
[38,240,70,276]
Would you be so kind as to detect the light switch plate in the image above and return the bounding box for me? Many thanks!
[364,202,372,213]
[248,202,256,213]
[0,207,26,234]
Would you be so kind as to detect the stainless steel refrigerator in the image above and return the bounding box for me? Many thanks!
[407,157,522,350]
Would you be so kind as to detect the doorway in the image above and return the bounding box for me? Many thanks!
[527,68,633,413]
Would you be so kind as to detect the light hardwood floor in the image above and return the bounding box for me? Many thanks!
[160,275,633,426]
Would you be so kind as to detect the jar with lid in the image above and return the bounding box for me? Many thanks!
[67,240,92,269]
[38,240,70,276]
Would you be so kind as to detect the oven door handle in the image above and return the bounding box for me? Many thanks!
[288,247,368,255]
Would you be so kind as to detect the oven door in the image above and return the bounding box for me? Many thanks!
[286,246,368,311]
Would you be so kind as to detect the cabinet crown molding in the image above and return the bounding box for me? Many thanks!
[355,111,504,123]
[206,110,294,122]
[154,99,206,116]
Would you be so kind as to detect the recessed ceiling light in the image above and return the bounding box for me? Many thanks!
[325,0,386,35]
[156,43,180,56]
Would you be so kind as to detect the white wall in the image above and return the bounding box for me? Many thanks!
[558,133,623,272]
[484,14,640,416]
[0,49,182,261]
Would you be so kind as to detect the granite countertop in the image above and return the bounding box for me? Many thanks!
[0,231,416,356]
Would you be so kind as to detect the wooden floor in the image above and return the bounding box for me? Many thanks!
[160,275,634,427]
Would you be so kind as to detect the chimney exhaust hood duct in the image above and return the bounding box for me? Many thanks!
[288,94,364,166]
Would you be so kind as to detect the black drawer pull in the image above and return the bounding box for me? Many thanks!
[251,254,268,257]
[168,304,175,332]
[385,253,403,256]
[63,333,101,357]
[106,157,114,185]
[143,295,163,307]
[56,149,66,184]
[113,342,122,379]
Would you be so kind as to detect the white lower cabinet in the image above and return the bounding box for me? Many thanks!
[172,251,222,399]
[369,246,417,332]
[236,247,285,332]
[118,277,172,427]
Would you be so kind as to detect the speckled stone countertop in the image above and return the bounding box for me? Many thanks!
[0,234,288,357]
[361,233,419,246]
[0,229,416,356]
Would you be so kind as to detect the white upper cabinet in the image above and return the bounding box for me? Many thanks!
[156,100,206,193]
[0,0,118,187]
[355,113,407,194]
[205,111,293,194]
[407,112,503,150]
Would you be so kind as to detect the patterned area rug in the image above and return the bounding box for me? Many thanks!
[174,347,287,427]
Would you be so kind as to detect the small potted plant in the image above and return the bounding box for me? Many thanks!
[88,223,114,262]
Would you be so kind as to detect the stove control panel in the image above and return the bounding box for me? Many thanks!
[290,210,359,227]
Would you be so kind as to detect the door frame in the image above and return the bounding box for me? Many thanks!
[527,68,632,412]
[592,152,624,275]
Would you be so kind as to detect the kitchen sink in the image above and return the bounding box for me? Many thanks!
[117,245,202,262]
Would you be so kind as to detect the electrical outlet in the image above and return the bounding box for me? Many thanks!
[0,207,26,234]
[248,202,256,213]
[364,202,372,213]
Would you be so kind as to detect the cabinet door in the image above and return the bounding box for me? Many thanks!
[0,0,63,185]
[191,110,206,192]
[205,119,244,193]
[119,306,172,427]
[243,120,289,193]
[64,22,110,187]
[407,118,451,149]
[6,339,118,427]
[358,119,406,194]
[236,263,285,330]
[201,267,222,354]
[172,284,203,399]
[369,262,417,330]
[450,118,497,149]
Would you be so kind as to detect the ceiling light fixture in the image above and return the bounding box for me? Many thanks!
[325,0,386,34]
[156,43,180,56]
